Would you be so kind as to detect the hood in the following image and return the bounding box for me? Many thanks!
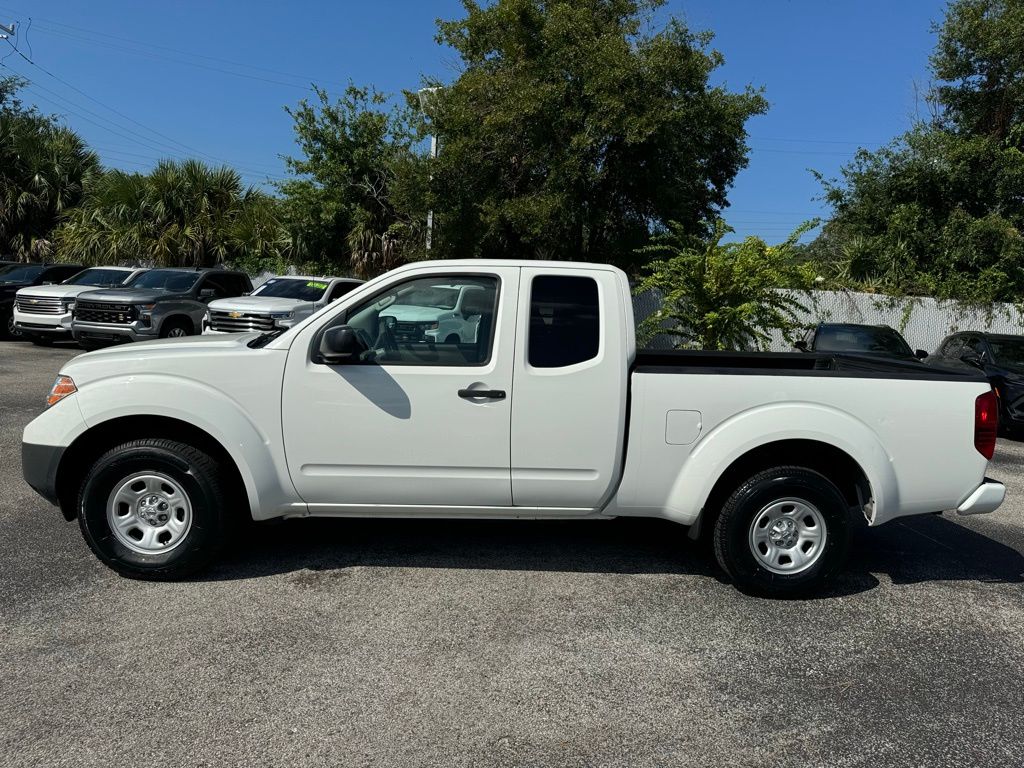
[208,296,309,314]
[17,283,117,300]
[0,281,31,297]
[67,331,260,367]
[75,287,187,304]
[381,305,448,322]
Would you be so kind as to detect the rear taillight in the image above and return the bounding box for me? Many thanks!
[975,390,998,460]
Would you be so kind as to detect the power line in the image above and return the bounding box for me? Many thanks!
[0,6,349,90]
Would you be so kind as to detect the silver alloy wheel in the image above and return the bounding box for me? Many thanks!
[748,497,828,575]
[106,472,193,554]
[165,326,188,338]
[7,313,20,337]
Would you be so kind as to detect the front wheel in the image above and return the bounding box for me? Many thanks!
[713,466,850,598]
[77,439,231,580]
[2,309,20,339]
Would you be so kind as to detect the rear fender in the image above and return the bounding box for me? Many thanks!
[668,403,897,525]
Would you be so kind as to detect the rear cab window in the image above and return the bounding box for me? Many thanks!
[528,275,600,368]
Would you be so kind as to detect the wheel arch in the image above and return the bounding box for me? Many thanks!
[55,415,247,522]
[159,313,196,336]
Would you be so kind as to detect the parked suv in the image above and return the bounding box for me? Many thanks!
[929,332,1024,433]
[72,267,252,348]
[14,266,147,345]
[204,275,362,334]
[379,282,493,344]
[0,263,85,339]
[795,323,927,362]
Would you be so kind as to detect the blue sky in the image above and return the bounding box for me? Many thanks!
[0,0,946,243]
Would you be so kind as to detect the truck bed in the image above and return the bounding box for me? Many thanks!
[634,349,986,380]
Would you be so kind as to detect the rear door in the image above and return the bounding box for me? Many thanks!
[510,267,630,510]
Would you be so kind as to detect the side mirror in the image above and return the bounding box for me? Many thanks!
[914,349,928,359]
[960,351,985,369]
[318,325,368,364]
[793,340,809,352]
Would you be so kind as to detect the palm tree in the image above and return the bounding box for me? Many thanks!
[57,159,291,268]
[0,111,99,260]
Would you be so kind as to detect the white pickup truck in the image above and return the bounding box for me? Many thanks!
[22,260,1005,596]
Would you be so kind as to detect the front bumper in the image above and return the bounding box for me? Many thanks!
[956,478,1006,516]
[22,442,64,506]
[13,307,74,335]
[72,320,157,344]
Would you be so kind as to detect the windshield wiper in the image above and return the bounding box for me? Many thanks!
[248,329,285,349]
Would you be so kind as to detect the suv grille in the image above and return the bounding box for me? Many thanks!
[15,295,63,314]
[75,301,136,325]
[209,310,275,333]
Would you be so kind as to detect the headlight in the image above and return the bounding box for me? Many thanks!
[46,375,77,407]
[269,311,293,320]
[136,303,155,315]
[62,300,76,312]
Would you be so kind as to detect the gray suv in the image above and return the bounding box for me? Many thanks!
[72,268,252,348]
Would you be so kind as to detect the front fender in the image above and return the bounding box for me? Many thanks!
[73,373,304,520]
[667,402,897,525]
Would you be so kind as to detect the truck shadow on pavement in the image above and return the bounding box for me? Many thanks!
[203,512,1024,598]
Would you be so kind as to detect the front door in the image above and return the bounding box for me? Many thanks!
[281,267,519,512]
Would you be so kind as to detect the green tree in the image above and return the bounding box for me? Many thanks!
[57,159,290,269]
[0,76,99,260]
[278,85,428,278]
[811,0,1024,303]
[635,221,817,351]
[423,0,767,271]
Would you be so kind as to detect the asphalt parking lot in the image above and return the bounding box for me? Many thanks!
[2,341,1024,768]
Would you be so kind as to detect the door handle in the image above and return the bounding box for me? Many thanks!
[458,388,506,400]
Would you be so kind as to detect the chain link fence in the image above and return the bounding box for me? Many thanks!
[632,288,1024,353]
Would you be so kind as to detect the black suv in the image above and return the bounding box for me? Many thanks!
[930,332,1024,433]
[0,263,86,339]
[72,268,253,348]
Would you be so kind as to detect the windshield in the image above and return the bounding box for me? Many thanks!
[64,268,134,287]
[814,325,914,356]
[0,264,44,284]
[253,278,328,302]
[989,338,1024,367]
[393,286,461,310]
[129,269,201,291]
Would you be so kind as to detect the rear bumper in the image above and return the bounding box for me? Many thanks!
[956,478,1005,516]
[22,442,64,506]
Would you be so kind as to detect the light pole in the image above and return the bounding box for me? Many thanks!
[418,87,440,252]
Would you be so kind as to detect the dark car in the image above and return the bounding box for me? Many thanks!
[71,267,253,348]
[0,263,86,339]
[929,332,1024,433]
[794,323,928,361]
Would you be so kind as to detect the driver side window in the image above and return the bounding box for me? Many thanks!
[336,274,499,366]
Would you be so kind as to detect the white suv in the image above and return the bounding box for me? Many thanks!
[14,266,146,345]
[203,276,362,334]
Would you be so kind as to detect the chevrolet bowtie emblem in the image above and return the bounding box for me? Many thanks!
[30,298,38,304]
[228,311,243,318]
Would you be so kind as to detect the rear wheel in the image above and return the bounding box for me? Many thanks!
[77,439,231,580]
[713,466,850,597]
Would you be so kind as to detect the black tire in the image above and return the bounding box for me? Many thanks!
[1,309,20,340]
[77,438,230,580]
[160,317,193,338]
[713,466,850,598]
[444,333,461,344]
